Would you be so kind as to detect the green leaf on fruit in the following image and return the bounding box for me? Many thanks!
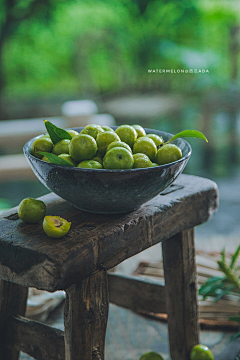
[38,152,74,167]
[44,120,72,145]
[167,130,208,143]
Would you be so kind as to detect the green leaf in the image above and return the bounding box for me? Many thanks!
[199,283,225,300]
[229,316,240,323]
[38,152,74,167]
[201,276,223,284]
[199,277,223,295]
[214,285,235,302]
[217,260,240,289]
[199,277,223,291]
[221,248,226,265]
[230,331,240,341]
[167,130,208,143]
[230,245,240,269]
[44,120,72,145]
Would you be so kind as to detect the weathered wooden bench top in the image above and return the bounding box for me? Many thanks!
[0,174,218,292]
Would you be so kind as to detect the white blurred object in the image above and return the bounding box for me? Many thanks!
[88,113,116,127]
[26,288,65,322]
[62,100,98,127]
[0,117,66,150]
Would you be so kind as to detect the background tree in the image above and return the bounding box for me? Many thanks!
[0,0,67,97]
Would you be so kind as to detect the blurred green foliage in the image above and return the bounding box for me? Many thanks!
[0,198,11,214]
[1,0,240,97]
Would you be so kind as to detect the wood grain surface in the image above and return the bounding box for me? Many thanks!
[0,280,28,360]
[162,229,199,360]
[64,270,109,360]
[0,175,218,291]
[6,315,64,360]
[108,272,166,314]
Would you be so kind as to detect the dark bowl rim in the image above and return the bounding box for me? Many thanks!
[23,126,192,173]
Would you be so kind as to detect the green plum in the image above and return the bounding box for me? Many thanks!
[66,129,79,138]
[115,125,138,148]
[106,141,132,153]
[96,131,120,156]
[139,352,164,360]
[58,154,77,166]
[42,134,51,139]
[103,147,134,169]
[133,153,153,168]
[146,134,164,147]
[52,139,70,156]
[132,124,146,138]
[133,137,157,161]
[18,197,46,223]
[43,216,71,238]
[190,345,214,360]
[42,156,51,162]
[31,137,53,159]
[77,160,103,169]
[102,126,114,132]
[69,134,97,162]
[92,154,103,165]
[156,144,182,165]
[80,124,104,139]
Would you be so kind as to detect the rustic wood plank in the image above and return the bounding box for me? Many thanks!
[108,273,166,314]
[0,175,218,291]
[7,315,64,360]
[162,229,199,360]
[0,280,28,360]
[64,270,109,360]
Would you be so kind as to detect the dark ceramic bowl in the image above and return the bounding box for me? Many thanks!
[23,127,191,214]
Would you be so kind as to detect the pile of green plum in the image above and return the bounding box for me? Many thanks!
[31,124,182,169]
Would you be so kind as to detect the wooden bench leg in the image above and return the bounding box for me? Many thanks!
[162,229,199,360]
[64,270,109,360]
[0,280,28,360]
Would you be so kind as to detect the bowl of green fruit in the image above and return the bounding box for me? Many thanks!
[23,122,206,214]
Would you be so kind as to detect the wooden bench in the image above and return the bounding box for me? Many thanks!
[0,174,218,360]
